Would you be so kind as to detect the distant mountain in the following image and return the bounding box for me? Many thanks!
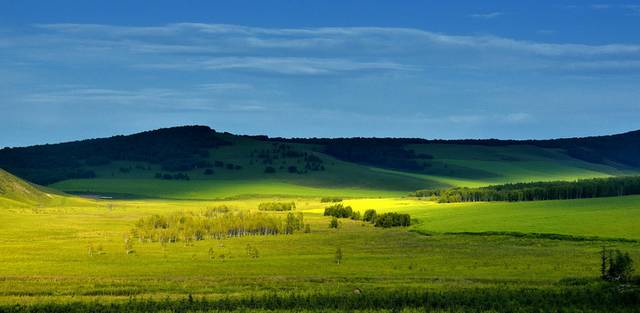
[0,126,638,198]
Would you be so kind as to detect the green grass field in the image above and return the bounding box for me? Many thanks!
[1,194,639,305]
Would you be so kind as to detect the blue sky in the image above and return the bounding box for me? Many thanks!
[1,0,640,147]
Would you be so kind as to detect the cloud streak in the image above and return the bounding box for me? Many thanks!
[32,23,640,57]
[470,12,504,19]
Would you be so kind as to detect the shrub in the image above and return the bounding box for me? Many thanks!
[284,212,304,234]
[374,212,411,228]
[601,247,635,281]
[245,244,259,259]
[264,166,276,173]
[204,169,214,175]
[351,211,361,220]
[329,217,339,229]
[363,209,377,222]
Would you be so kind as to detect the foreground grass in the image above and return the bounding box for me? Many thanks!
[4,284,640,313]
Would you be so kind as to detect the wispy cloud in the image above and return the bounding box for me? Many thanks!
[30,23,640,57]
[470,12,504,19]
[20,85,270,112]
[138,57,417,75]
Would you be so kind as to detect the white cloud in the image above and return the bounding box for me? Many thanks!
[470,12,504,19]
[138,57,416,75]
[32,23,640,57]
[19,85,270,112]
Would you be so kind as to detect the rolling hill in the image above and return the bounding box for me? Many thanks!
[0,168,58,207]
[0,126,638,199]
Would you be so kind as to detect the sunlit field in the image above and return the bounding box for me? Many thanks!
[1,194,639,309]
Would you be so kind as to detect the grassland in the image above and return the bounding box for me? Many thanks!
[1,194,639,307]
[343,196,640,240]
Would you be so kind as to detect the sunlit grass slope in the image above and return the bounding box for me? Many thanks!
[343,195,640,240]
[51,178,407,199]
[0,168,90,208]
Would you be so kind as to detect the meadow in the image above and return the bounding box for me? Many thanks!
[1,194,639,311]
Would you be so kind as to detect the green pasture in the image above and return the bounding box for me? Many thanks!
[1,194,639,304]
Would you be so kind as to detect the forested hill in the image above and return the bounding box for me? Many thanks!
[0,126,231,184]
[0,125,639,187]
[269,129,640,168]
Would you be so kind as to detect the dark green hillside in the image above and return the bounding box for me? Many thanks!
[274,129,640,168]
[0,126,230,185]
[1,126,638,198]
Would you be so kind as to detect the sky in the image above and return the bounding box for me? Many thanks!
[1,0,640,147]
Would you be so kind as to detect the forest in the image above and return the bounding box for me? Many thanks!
[411,176,640,203]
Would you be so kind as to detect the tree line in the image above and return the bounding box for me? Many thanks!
[258,201,296,211]
[131,210,305,244]
[411,176,640,203]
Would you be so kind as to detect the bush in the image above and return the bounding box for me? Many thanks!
[203,169,214,175]
[324,204,353,218]
[374,212,411,228]
[258,202,296,211]
[601,247,635,281]
[329,217,339,229]
[363,209,377,222]
[264,166,276,173]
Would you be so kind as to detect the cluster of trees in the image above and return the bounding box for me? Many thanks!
[411,176,640,203]
[258,201,296,211]
[213,160,242,171]
[0,126,231,184]
[322,140,433,172]
[601,247,635,282]
[324,206,410,228]
[131,210,305,244]
[320,197,343,203]
[252,143,325,174]
[373,212,411,228]
[154,172,191,181]
[323,204,354,218]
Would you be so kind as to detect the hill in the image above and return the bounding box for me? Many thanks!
[0,168,58,207]
[0,126,638,199]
